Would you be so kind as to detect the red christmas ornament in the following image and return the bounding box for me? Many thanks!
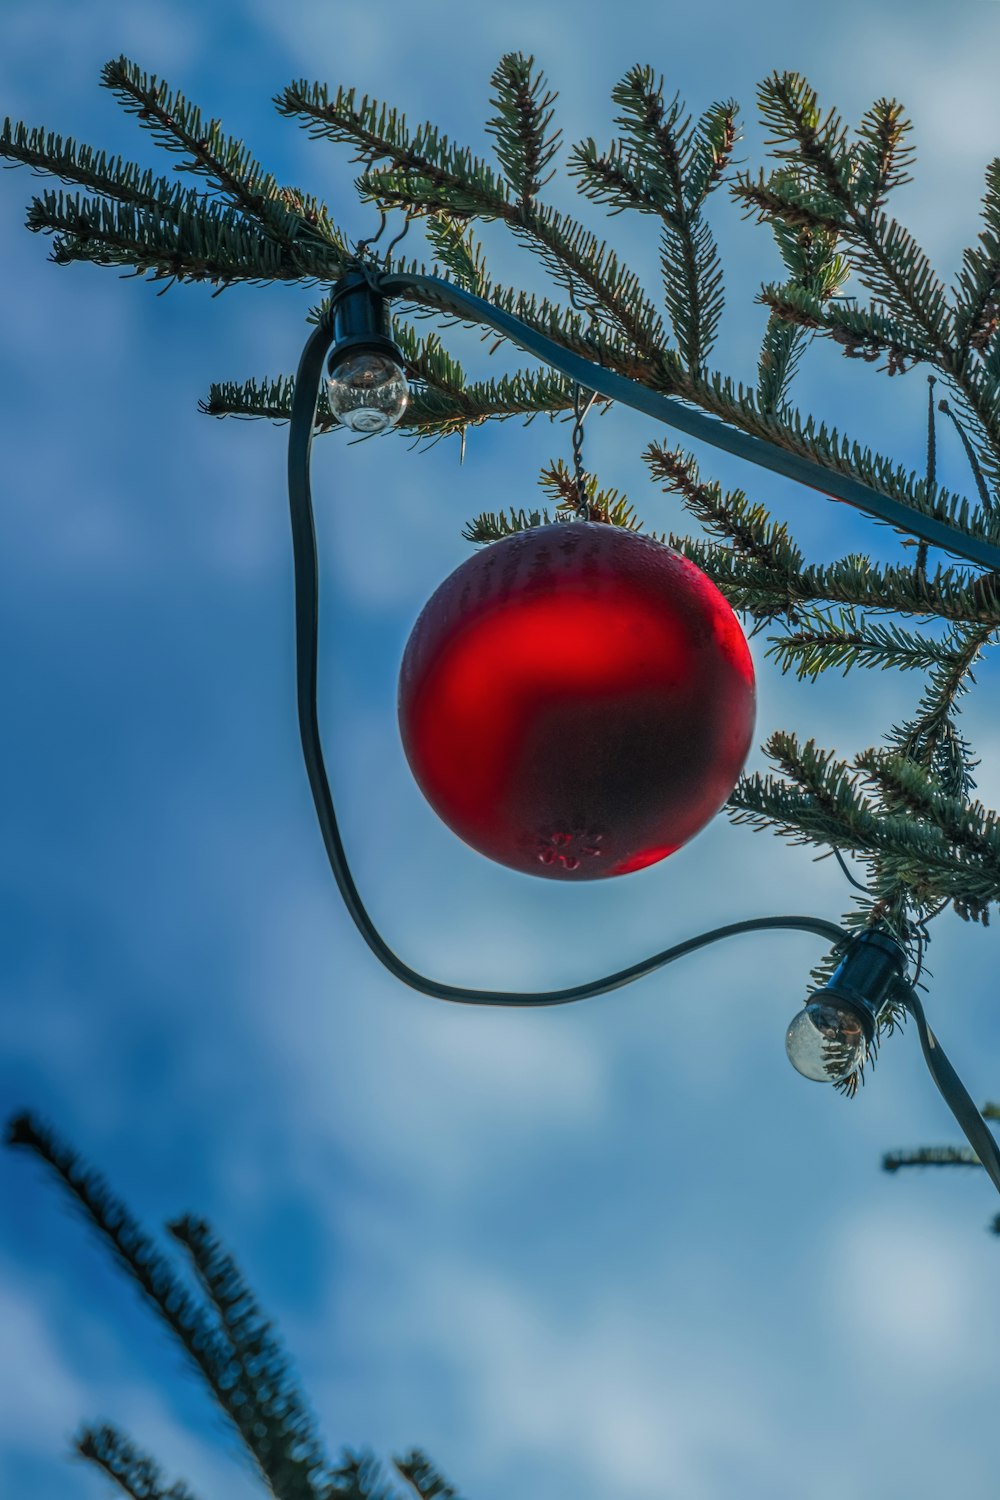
[398,522,756,879]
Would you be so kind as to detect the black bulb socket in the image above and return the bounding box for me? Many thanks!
[327,272,405,371]
[810,929,908,1042]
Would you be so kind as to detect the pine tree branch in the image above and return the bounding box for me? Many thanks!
[645,443,803,573]
[730,728,1000,925]
[330,1453,403,1500]
[851,98,916,215]
[486,54,561,212]
[0,119,210,217]
[75,1425,201,1500]
[168,1215,333,1500]
[664,533,1000,626]
[25,187,343,287]
[732,167,848,235]
[423,215,489,294]
[757,313,809,415]
[953,159,1000,362]
[856,749,1000,866]
[753,208,852,412]
[737,74,1000,499]
[101,56,344,259]
[765,613,974,681]
[887,624,992,798]
[462,459,649,544]
[394,1452,466,1500]
[570,72,733,370]
[758,282,936,373]
[279,71,664,354]
[4,1113,301,1500]
[200,330,581,438]
[276,77,512,215]
[883,1146,982,1171]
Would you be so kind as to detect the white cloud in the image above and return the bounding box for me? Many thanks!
[828,1203,997,1382]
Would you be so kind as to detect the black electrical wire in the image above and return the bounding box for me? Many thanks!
[286,299,1000,1201]
[286,314,847,1008]
[896,984,1000,1195]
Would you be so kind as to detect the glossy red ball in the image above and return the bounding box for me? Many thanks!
[398,522,756,879]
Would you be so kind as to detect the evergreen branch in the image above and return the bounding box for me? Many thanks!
[0,119,207,218]
[394,1452,466,1500]
[486,53,561,211]
[463,461,649,543]
[423,215,488,294]
[3,1113,292,1499]
[330,1453,402,1500]
[569,137,677,219]
[729,770,988,887]
[537,458,649,528]
[200,332,579,438]
[728,768,881,852]
[767,730,878,827]
[738,75,1000,485]
[883,1146,982,1171]
[358,168,666,355]
[757,313,809,415]
[731,167,848,235]
[571,78,736,369]
[512,201,666,352]
[743,77,954,352]
[608,69,725,367]
[645,444,804,572]
[685,100,740,206]
[850,98,916,215]
[938,398,994,511]
[26,187,343,287]
[462,506,559,543]
[102,56,344,254]
[767,217,851,291]
[844,208,954,351]
[355,164,507,222]
[75,1424,201,1500]
[887,624,992,796]
[303,64,663,354]
[662,535,1000,626]
[766,613,973,680]
[755,216,851,412]
[657,360,1000,555]
[952,158,1000,361]
[754,72,853,198]
[168,1215,333,1500]
[276,78,511,216]
[381,264,650,380]
[758,282,936,373]
[602,66,699,215]
[660,210,725,372]
[730,733,1000,923]
[200,373,312,423]
[856,749,1000,864]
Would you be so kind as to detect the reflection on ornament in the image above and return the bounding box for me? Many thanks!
[398,521,756,879]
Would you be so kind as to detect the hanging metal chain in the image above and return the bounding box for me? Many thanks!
[566,281,603,521]
[570,380,598,520]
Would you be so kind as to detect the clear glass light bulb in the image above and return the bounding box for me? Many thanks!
[785,1000,867,1083]
[326,350,409,434]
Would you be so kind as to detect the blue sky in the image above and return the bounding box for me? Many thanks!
[4,2,1000,1498]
